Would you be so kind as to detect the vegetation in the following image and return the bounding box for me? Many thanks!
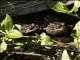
[0,14,54,53]
[0,0,80,60]
[47,0,80,60]
[0,14,23,53]
[47,0,80,19]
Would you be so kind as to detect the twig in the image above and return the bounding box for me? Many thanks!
[23,36,38,39]
[10,51,44,56]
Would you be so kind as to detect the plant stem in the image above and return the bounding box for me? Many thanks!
[23,36,38,39]
[69,13,80,19]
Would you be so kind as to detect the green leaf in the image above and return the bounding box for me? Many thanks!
[6,29,23,39]
[0,41,7,53]
[52,2,69,13]
[62,49,71,60]
[1,14,13,31]
[71,21,80,39]
[40,33,53,45]
[74,37,80,49]
[68,1,80,13]
[14,24,22,30]
[47,0,69,13]
[71,21,80,51]
[47,0,80,19]
[73,21,80,35]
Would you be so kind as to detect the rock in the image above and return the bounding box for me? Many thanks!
[0,0,48,17]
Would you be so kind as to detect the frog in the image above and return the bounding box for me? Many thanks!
[43,21,67,36]
[21,23,38,34]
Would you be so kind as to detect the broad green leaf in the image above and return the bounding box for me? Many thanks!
[47,0,69,13]
[68,1,80,13]
[1,14,13,31]
[6,29,23,39]
[52,2,69,13]
[40,33,53,45]
[47,0,80,19]
[0,41,7,53]
[62,49,71,60]
[74,37,80,49]
[71,21,80,39]
[73,21,80,35]
[14,24,22,30]
[71,21,80,50]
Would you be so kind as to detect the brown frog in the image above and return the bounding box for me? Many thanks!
[21,23,38,34]
[43,22,67,36]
